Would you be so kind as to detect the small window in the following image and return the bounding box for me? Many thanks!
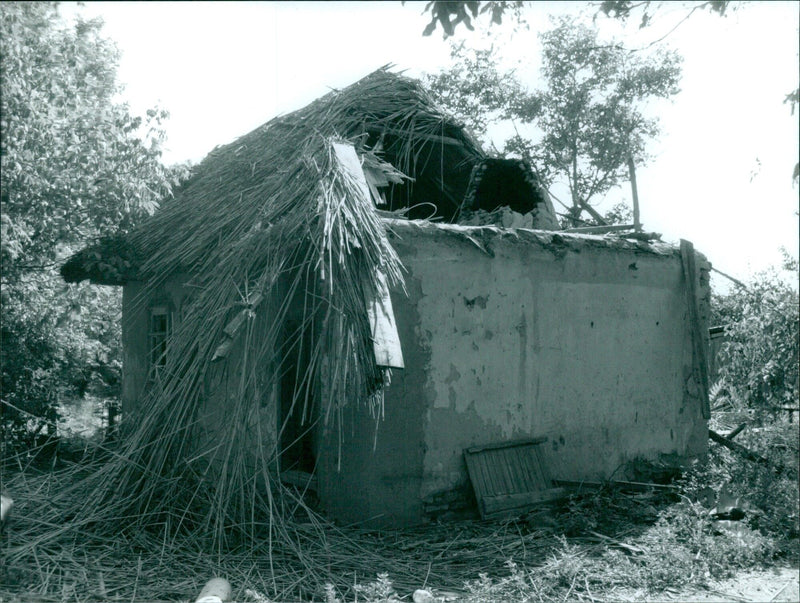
[148,304,172,373]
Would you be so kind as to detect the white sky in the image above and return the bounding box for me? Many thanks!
[61,1,799,290]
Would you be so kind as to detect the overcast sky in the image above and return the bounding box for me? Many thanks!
[61,1,799,290]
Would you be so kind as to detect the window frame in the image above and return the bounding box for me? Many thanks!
[147,301,173,378]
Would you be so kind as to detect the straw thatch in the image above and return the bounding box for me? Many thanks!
[49,67,506,557]
[63,66,485,286]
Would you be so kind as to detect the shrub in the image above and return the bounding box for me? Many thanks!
[1,273,122,466]
[712,252,799,414]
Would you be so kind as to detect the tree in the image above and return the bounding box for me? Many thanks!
[711,252,799,415]
[0,2,187,455]
[1,3,186,277]
[427,16,682,226]
[413,1,736,40]
[424,44,531,142]
[598,2,797,186]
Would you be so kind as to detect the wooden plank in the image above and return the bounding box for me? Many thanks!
[465,437,547,454]
[365,271,404,369]
[526,446,542,483]
[518,447,539,490]
[554,479,679,492]
[708,429,772,468]
[680,239,711,419]
[463,452,487,501]
[333,142,372,205]
[627,155,641,231]
[366,125,465,148]
[563,223,636,234]
[510,447,530,491]
[482,488,568,518]
[472,452,490,497]
[516,446,537,490]
[727,423,747,440]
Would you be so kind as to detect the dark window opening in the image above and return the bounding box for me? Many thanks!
[148,304,172,375]
[366,130,479,222]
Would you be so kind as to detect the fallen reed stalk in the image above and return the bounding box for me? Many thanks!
[2,461,588,601]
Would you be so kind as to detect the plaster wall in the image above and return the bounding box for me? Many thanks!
[318,222,709,527]
[121,280,147,417]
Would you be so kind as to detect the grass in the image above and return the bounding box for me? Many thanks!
[2,415,797,602]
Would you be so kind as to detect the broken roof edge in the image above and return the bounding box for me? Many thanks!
[380,217,689,259]
[62,217,694,287]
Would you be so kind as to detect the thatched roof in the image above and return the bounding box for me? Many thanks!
[62,67,496,285]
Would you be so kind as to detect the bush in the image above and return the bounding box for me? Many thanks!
[712,252,799,414]
[681,421,799,557]
[1,271,122,466]
[0,314,67,456]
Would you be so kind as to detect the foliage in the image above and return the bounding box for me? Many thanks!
[680,421,799,560]
[598,1,733,29]
[0,2,186,453]
[1,270,123,461]
[0,2,187,276]
[600,1,798,185]
[711,252,799,412]
[427,16,681,225]
[413,1,735,40]
[784,87,800,184]
[415,1,526,38]
[424,45,528,142]
[351,574,396,602]
[1,310,65,457]
[512,16,681,225]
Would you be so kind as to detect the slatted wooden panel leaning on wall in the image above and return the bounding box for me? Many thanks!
[464,438,567,520]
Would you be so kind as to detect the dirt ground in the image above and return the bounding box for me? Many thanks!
[610,567,799,602]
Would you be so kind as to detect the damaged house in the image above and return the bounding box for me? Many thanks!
[62,68,711,530]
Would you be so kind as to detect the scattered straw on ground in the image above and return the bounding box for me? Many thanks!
[0,456,592,602]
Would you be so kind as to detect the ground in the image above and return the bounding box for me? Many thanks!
[2,405,797,602]
[612,567,799,602]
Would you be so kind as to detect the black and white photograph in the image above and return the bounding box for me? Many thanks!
[1,2,798,601]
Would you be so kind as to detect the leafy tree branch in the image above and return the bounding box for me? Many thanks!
[426,16,682,226]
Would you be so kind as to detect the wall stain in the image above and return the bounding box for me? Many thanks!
[464,295,488,309]
[445,364,461,384]
[516,314,528,396]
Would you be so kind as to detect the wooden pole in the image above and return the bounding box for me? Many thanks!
[727,423,747,440]
[627,154,641,231]
[563,223,635,234]
[680,240,711,419]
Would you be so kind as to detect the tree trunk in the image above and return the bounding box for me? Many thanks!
[571,150,581,227]
[627,154,641,231]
